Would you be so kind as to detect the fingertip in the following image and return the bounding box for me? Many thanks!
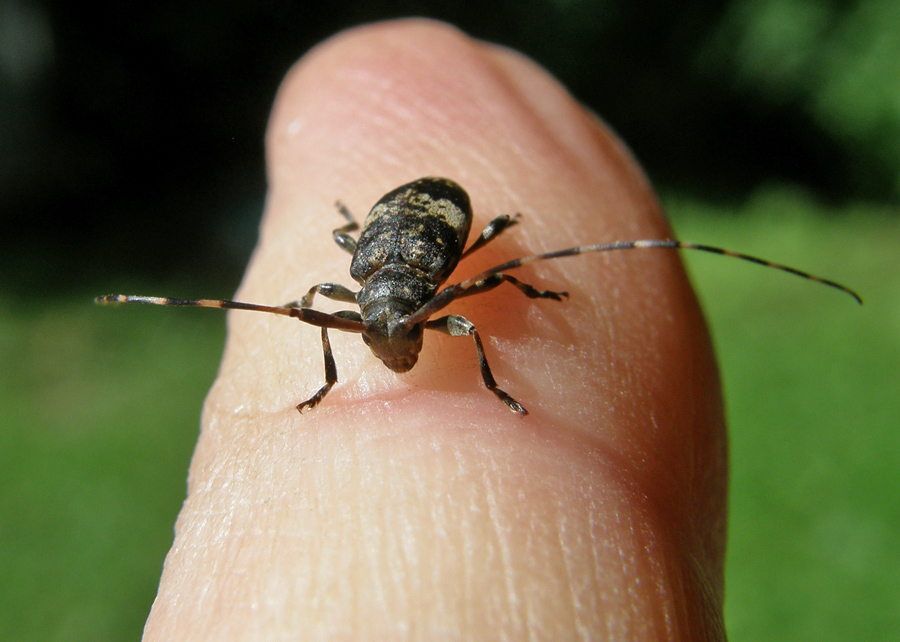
[149,20,727,639]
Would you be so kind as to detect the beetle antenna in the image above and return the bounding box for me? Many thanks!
[467,240,863,305]
[94,295,365,332]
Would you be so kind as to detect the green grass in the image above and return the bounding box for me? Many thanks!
[0,294,225,641]
[666,187,900,641]
[1,188,897,640]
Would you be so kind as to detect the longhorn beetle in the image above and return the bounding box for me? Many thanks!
[96,177,861,415]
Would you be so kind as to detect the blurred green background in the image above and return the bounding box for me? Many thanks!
[1,1,897,640]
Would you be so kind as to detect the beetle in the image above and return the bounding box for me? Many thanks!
[96,177,861,415]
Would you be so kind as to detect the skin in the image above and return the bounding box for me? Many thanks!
[142,20,727,641]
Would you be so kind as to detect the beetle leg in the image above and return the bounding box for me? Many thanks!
[452,272,568,302]
[283,283,359,309]
[332,201,360,254]
[400,271,567,334]
[332,310,363,323]
[461,213,520,259]
[427,314,527,415]
[297,326,339,413]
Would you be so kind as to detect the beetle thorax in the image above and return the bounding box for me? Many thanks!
[356,265,432,372]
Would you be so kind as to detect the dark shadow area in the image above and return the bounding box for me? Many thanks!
[1,0,896,296]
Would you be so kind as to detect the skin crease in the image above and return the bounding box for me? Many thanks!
[142,20,727,642]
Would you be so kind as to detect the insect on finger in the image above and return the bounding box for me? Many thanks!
[97,177,861,414]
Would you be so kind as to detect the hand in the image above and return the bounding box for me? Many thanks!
[143,19,727,640]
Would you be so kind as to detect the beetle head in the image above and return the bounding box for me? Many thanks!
[361,312,425,373]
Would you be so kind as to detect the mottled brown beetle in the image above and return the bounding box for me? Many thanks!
[96,177,861,415]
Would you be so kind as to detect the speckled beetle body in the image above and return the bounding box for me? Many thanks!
[97,177,861,415]
[349,178,474,373]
